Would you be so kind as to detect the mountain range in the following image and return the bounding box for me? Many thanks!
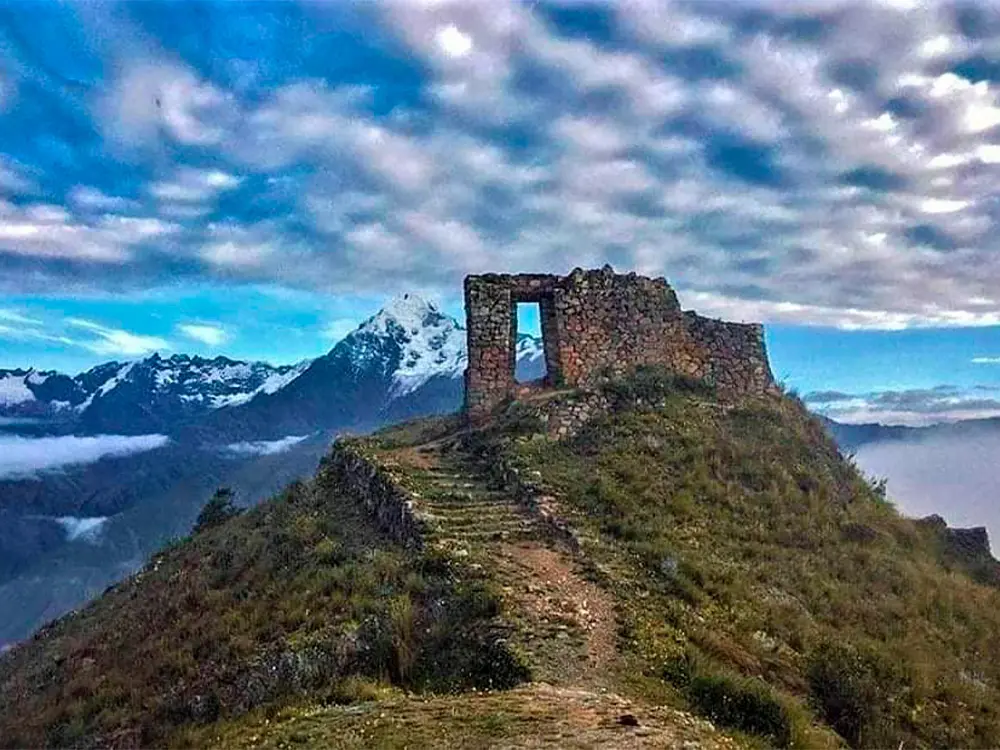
[0,293,544,440]
[0,294,544,645]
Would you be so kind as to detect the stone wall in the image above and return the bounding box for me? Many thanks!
[322,440,425,549]
[464,265,776,420]
[683,312,776,394]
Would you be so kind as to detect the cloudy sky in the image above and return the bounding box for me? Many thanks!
[4,0,1000,423]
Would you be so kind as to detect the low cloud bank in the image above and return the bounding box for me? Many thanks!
[807,385,1000,426]
[0,434,169,478]
[854,433,1000,555]
[0,417,42,427]
[56,516,109,543]
[224,435,308,457]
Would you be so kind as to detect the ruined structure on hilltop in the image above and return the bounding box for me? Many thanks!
[464,266,776,420]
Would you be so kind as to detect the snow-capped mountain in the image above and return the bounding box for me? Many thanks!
[352,293,468,398]
[344,292,544,396]
[0,355,311,434]
[0,369,85,414]
[200,294,544,441]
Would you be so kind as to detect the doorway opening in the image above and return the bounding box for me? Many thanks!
[515,302,547,384]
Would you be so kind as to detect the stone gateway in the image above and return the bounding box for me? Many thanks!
[464,266,776,420]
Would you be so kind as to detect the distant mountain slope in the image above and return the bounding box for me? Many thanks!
[821,414,1000,451]
[1,295,543,440]
[0,356,311,435]
[198,294,544,441]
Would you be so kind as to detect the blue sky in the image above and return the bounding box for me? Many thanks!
[4,1,1000,424]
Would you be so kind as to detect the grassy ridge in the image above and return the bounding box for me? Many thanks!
[0,454,525,748]
[502,374,1000,748]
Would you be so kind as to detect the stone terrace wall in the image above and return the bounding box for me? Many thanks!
[322,441,425,549]
[465,266,776,420]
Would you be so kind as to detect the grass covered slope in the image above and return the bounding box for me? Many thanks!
[5,368,1000,749]
[0,455,524,749]
[497,373,1000,748]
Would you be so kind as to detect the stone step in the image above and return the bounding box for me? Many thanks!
[420,490,508,503]
[418,505,521,520]
[424,515,531,531]
[418,494,512,507]
[421,479,480,489]
[416,470,468,480]
[429,527,538,542]
[420,510,525,524]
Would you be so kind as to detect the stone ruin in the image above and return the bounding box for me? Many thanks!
[464,265,776,420]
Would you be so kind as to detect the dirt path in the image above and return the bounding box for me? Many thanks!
[204,683,739,750]
[495,541,619,687]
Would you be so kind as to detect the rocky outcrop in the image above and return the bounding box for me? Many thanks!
[464,265,776,420]
[916,514,1000,587]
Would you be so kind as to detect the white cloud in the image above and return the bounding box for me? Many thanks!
[0,200,177,263]
[98,61,237,151]
[436,24,473,58]
[8,1,1000,331]
[972,357,1000,364]
[920,198,970,214]
[683,291,1000,330]
[66,318,170,357]
[149,167,242,204]
[56,517,109,543]
[68,186,138,212]
[224,434,308,456]
[177,323,228,346]
[0,433,169,478]
[0,309,42,326]
[322,318,359,342]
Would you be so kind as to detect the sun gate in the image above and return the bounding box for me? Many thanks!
[464,265,776,421]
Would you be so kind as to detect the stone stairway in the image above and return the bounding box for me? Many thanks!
[378,440,620,687]
[406,453,540,550]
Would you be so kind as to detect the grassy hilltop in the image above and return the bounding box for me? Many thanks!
[2,369,1000,748]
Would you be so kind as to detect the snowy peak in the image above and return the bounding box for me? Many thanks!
[85,354,311,410]
[360,293,448,337]
[0,369,40,407]
[0,368,84,412]
[333,293,547,400]
[341,293,466,398]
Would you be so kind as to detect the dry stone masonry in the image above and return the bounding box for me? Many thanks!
[464,266,776,420]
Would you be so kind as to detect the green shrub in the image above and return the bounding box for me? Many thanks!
[602,365,714,405]
[194,487,241,534]
[687,671,795,747]
[806,641,907,748]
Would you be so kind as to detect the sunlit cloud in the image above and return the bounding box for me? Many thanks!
[176,323,228,347]
[66,319,170,357]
